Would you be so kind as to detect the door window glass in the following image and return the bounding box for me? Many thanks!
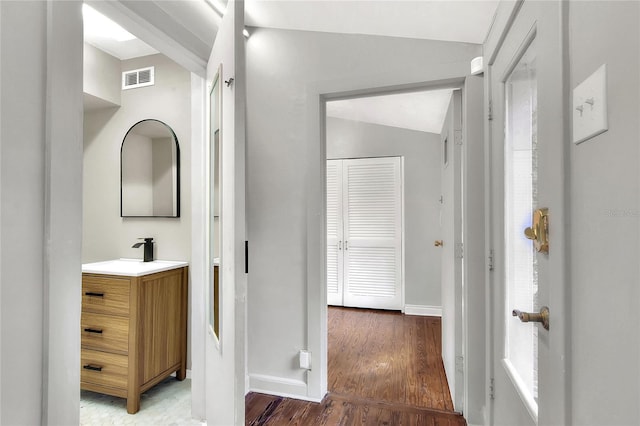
[504,39,538,405]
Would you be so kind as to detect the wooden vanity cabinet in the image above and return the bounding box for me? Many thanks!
[80,267,188,414]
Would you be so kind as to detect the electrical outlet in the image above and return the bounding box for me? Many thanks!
[573,64,608,144]
[299,350,311,370]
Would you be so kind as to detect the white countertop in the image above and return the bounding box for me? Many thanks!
[82,258,188,277]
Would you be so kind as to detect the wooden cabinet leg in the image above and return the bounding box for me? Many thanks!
[126,394,140,414]
[176,365,186,381]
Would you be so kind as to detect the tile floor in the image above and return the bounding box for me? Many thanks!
[80,378,203,426]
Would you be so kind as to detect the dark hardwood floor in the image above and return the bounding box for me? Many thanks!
[246,307,465,425]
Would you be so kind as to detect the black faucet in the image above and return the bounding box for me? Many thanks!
[132,237,154,262]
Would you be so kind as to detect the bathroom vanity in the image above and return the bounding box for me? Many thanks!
[80,259,188,414]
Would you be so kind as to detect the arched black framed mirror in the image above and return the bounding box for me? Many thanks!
[121,119,180,217]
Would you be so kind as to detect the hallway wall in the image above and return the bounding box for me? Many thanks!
[0,2,83,424]
[246,27,480,399]
[326,116,442,310]
[568,2,640,424]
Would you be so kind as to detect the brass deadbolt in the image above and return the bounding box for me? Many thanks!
[524,208,549,254]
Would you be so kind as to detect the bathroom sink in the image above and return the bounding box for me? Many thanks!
[82,258,188,277]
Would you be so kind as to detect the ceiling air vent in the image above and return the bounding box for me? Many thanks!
[122,66,155,90]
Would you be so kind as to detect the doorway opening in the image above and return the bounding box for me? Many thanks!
[323,86,462,415]
[80,4,195,422]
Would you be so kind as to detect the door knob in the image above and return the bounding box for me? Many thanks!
[434,240,443,247]
[512,306,550,330]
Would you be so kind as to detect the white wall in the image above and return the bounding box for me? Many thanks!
[83,42,120,107]
[326,116,442,309]
[1,1,83,424]
[246,27,480,400]
[569,2,640,425]
[83,53,191,264]
[1,4,46,423]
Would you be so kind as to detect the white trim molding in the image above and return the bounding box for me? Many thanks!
[248,374,323,403]
[404,304,442,317]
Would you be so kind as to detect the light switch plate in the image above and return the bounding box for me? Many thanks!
[573,64,608,144]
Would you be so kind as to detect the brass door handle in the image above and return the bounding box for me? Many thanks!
[434,240,443,247]
[512,306,550,330]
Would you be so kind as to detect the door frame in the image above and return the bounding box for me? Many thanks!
[78,2,228,422]
[315,78,482,412]
[483,0,571,424]
[46,1,212,423]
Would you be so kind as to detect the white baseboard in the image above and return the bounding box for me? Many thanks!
[404,304,442,317]
[248,374,322,403]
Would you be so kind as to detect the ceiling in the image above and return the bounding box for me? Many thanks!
[327,89,454,134]
[84,0,221,63]
[85,0,498,62]
[84,1,497,132]
[245,0,499,44]
[84,31,159,61]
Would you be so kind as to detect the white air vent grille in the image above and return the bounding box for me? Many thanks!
[122,66,154,90]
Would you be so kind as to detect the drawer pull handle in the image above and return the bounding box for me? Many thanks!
[84,328,103,334]
[83,364,103,372]
[85,292,104,297]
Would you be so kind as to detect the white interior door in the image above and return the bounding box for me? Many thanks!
[327,157,403,310]
[488,1,568,425]
[326,160,344,306]
[440,90,464,412]
[342,157,402,310]
[203,1,246,424]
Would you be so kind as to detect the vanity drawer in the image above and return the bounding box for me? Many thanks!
[81,312,129,354]
[82,276,130,316]
[81,349,128,390]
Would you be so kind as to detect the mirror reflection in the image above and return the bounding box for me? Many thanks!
[209,69,222,343]
[121,119,180,217]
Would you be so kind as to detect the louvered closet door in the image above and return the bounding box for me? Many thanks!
[326,160,344,306]
[342,157,402,310]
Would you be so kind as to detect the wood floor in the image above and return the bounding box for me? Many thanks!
[246,307,465,425]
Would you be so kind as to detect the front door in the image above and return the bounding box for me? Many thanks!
[488,1,568,424]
